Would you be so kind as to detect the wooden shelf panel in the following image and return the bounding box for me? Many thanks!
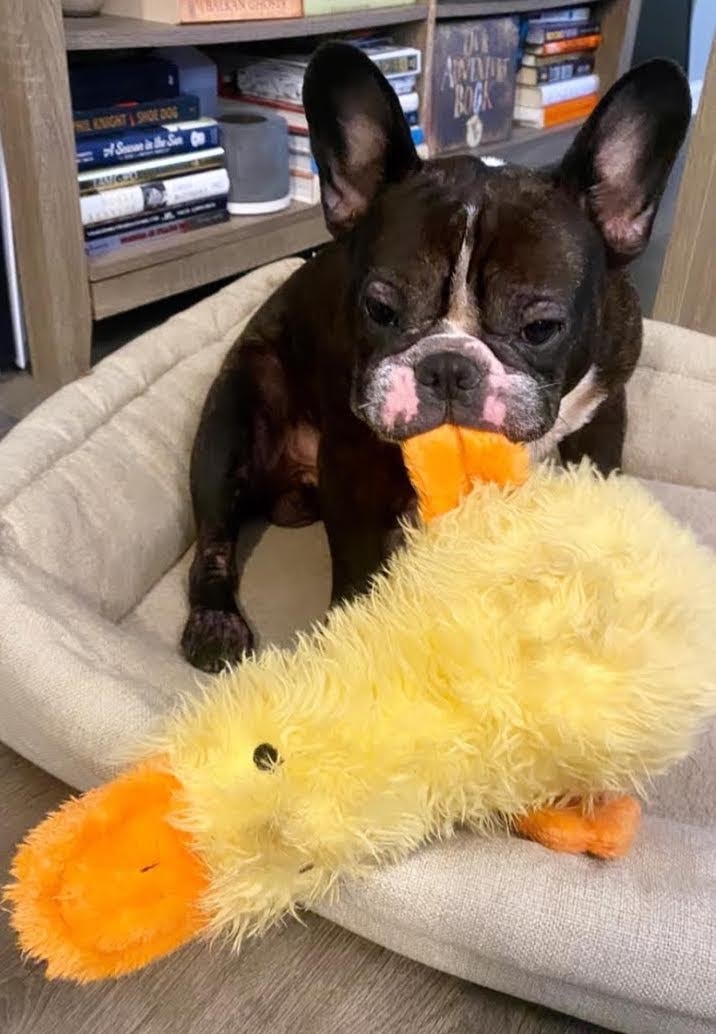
[435,119,584,163]
[436,0,598,17]
[64,5,428,50]
[479,118,584,156]
[88,201,330,318]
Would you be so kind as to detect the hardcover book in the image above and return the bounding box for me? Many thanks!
[514,73,599,108]
[101,0,302,23]
[527,7,591,23]
[85,207,229,258]
[516,52,595,84]
[74,95,200,138]
[69,58,179,111]
[75,119,221,169]
[513,92,597,128]
[78,147,225,194]
[80,167,230,227]
[431,16,520,152]
[83,197,228,242]
[525,34,602,57]
[525,20,600,46]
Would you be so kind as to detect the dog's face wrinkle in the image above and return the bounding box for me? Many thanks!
[347,159,603,443]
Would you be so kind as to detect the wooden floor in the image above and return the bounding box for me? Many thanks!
[0,742,605,1034]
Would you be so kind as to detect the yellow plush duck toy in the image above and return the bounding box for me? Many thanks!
[6,427,716,983]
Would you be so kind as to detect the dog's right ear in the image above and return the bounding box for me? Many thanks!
[303,42,421,237]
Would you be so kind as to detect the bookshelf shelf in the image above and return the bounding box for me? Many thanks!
[87,202,330,319]
[64,5,429,50]
[471,118,585,156]
[435,0,596,18]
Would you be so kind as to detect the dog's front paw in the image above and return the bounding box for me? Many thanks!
[181,606,254,673]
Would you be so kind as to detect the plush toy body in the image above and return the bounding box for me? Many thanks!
[6,430,716,982]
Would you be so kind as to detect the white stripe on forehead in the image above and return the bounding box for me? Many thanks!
[447,204,478,327]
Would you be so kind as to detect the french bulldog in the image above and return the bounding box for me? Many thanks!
[182,43,691,672]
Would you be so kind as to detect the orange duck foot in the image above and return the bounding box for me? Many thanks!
[515,796,642,859]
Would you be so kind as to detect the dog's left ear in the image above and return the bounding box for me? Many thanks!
[557,59,691,264]
[303,42,420,237]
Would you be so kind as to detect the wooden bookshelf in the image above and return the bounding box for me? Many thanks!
[64,5,430,49]
[0,0,640,389]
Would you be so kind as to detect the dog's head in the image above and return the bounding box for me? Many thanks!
[304,44,690,442]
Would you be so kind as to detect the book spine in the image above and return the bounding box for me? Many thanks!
[517,74,599,107]
[526,21,599,45]
[69,58,179,111]
[178,0,302,22]
[289,169,321,206]
[370,51,421,78]
[233,62,304,106]
[390,74,418,96]
[398,91,420,116]
[526,55,596,84]
[79,149,224,194]
[288,152,314,174]
[288,133,311,155]
[85,208,229,258]
[528,6,590,23]
[514,93,597,128]
[81,167,230,227]
[74,95,200,139]
[84,197,228,241]
[76,120,221,169]
[533,34,602,56]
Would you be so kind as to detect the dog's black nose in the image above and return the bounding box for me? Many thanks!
[415,352,481,400]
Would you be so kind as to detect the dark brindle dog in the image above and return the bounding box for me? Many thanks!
[182,44,690,672]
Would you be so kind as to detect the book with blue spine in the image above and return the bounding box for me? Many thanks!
[74,95,200,138]
[528,6,592,23]
[76,118,220,169]
[69,57,179,110]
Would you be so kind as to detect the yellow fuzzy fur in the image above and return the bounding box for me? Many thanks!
[151,463,716,947]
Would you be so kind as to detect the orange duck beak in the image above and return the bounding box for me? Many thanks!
[4,760,209,982]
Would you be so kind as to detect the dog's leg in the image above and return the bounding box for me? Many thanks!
[558,386,627,475]
[181,358,260,673]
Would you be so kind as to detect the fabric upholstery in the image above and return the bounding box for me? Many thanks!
[0,260,714,1032]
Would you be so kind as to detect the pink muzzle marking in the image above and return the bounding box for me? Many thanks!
[381,366,420,430]
[482,395,507,429]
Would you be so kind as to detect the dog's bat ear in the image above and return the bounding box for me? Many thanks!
[556,59,691,265]
[303,42,421,237]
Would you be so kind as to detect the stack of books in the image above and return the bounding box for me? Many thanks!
[221,38,428,207]
[70,56,230,258]
[513,6,601,129]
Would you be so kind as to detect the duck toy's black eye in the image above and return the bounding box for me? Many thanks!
[253,743,281,771]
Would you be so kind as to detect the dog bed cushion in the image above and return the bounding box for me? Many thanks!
[1,259,715,1033]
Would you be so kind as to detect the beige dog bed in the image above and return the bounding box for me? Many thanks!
[1,258,715,1033]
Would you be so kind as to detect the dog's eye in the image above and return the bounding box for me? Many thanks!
[364,286,399,328]
[522,320,562,346]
